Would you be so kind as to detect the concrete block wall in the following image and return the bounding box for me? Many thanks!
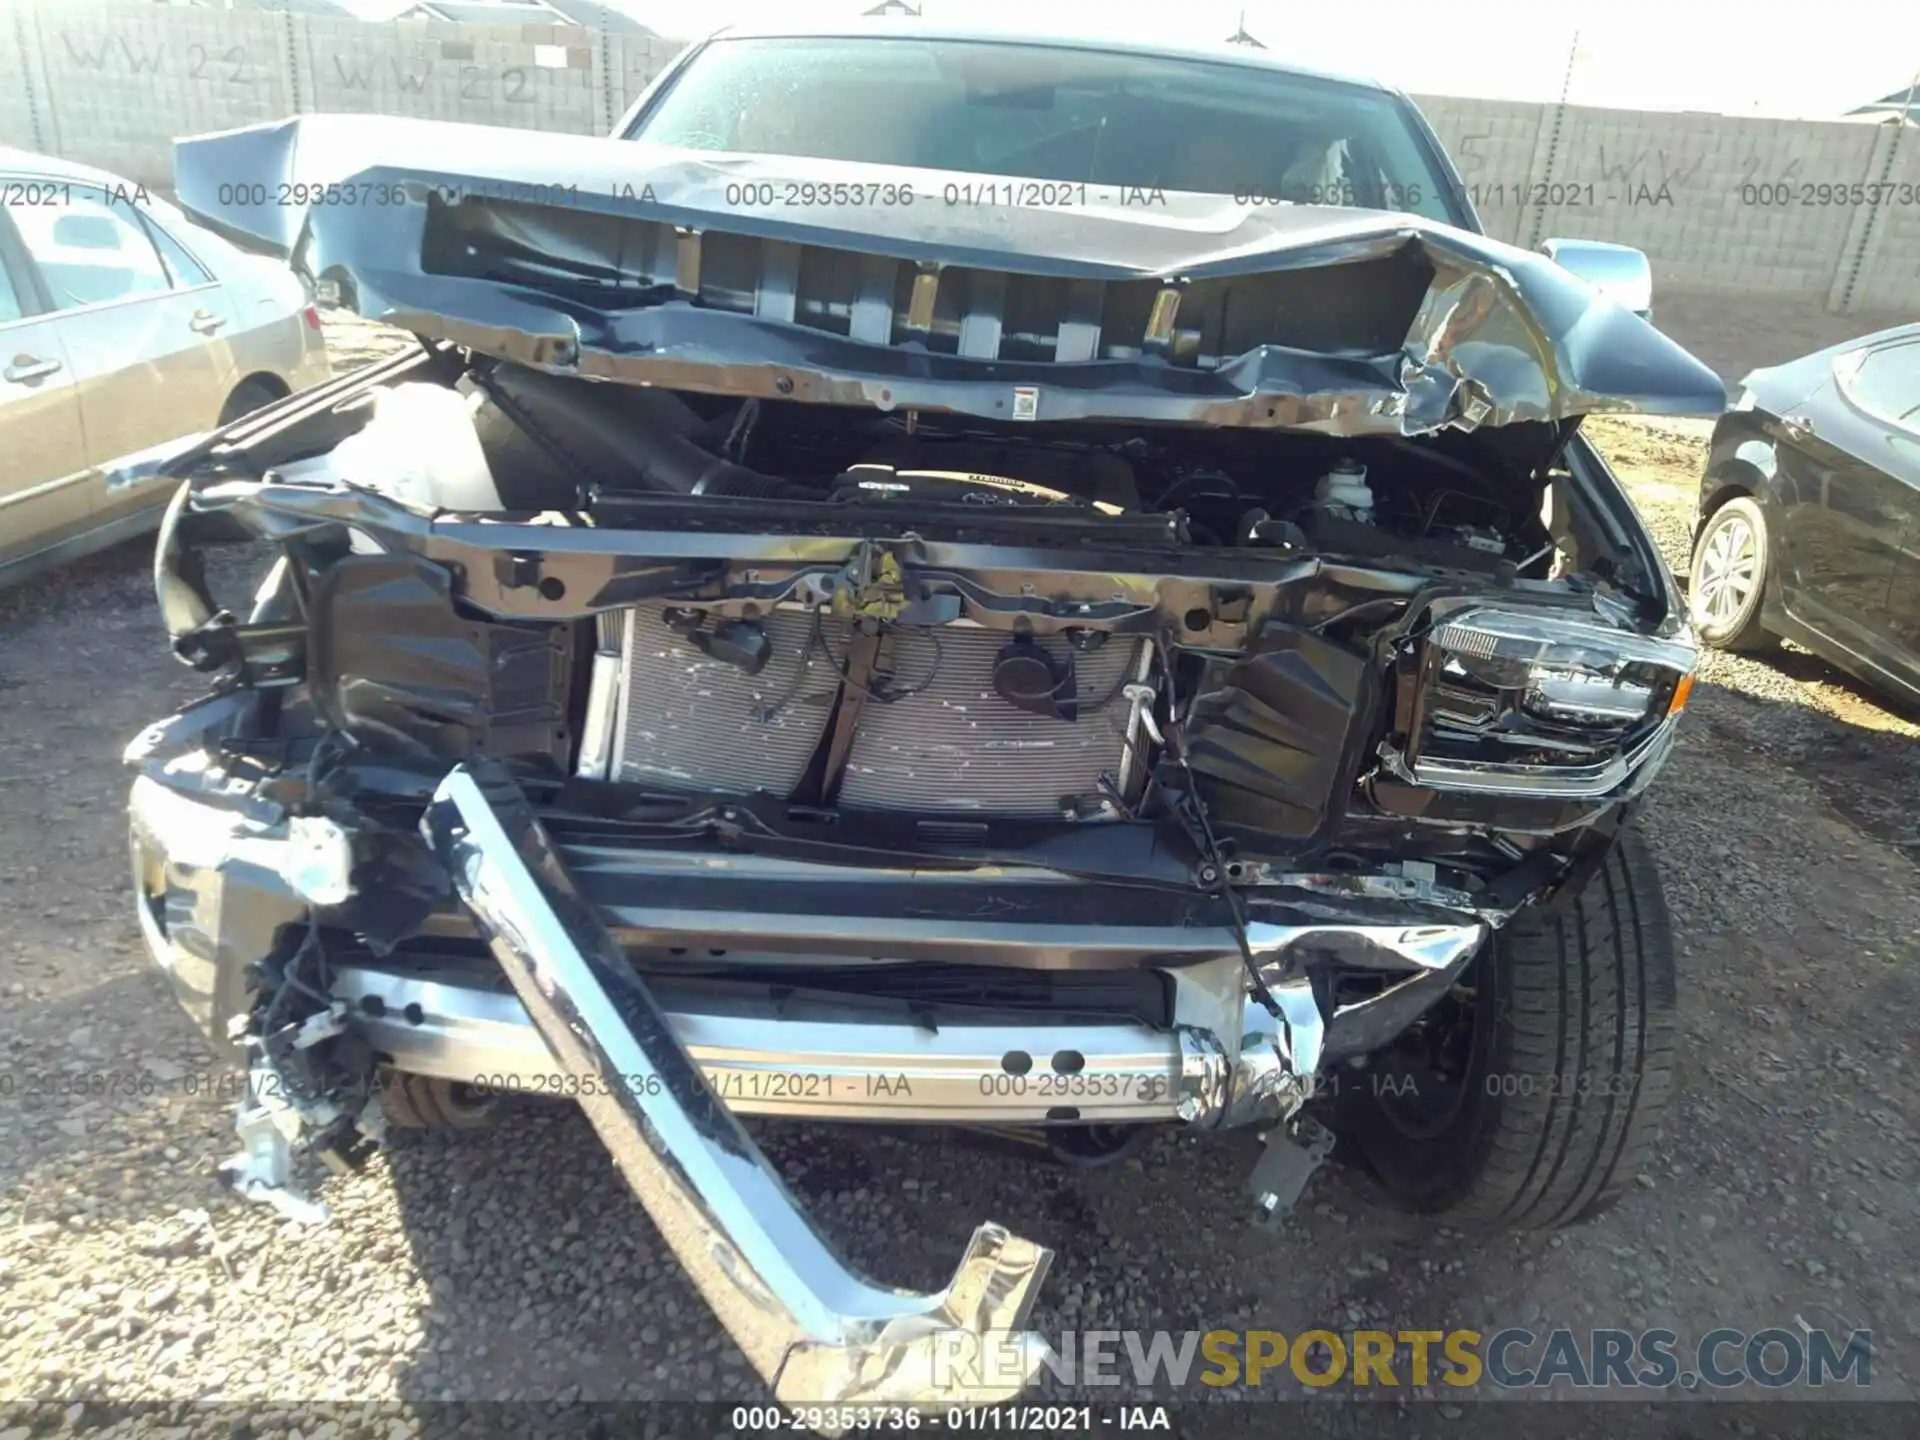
[1,2,1915,314]
[300,16,613,135]
[4,3,301,182]
[1841,134,1920,315]
[1412,98,1907,299]
[0,1,685,185]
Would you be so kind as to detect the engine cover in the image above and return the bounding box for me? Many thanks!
[600,606,1145,817]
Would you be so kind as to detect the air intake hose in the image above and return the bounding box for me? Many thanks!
[472,361,801,499]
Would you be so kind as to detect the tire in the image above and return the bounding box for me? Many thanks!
[1336,828,1677,1228]
[1689,496,1776,652]
[378,1071,501,1130]
[218,377,285,427]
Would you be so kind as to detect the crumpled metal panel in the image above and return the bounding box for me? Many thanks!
[172,115,1726,437]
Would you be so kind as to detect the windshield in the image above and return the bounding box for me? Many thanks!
[626,36,1463,225]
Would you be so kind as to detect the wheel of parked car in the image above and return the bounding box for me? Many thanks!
[217,377,287,427]
[1689,496,1776,651]
[1334,828,1676,1228]
[378,1072,502,1130]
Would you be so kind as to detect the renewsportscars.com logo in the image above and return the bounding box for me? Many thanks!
[931,1327,1874,1391]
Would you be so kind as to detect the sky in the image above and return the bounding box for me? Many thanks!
[344,0,1920,119]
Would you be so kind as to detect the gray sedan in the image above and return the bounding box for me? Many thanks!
[1,148,330,585]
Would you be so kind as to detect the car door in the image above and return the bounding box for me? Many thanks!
[97,198,247,525]
[4,179,235,517]
[0,205,90,574]
[1764,345,1914,658]
[1835,337,1920,679]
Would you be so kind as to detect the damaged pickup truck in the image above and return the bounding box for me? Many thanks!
[131,27,1722,1414]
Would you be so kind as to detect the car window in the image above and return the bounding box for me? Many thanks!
[7,185,173,312]
[629,37,1460,224]
[0,249,23,323]
[1839,338,1920,432]
[139,212,214,288]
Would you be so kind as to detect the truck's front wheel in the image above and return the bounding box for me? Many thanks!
[1336,828,1677,1227]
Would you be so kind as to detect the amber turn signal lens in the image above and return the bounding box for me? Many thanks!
[1667,673,1695,715]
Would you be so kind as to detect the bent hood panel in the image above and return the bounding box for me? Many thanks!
[174,114,1726,435]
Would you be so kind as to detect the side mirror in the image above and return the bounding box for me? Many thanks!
[1540,238,1653,322]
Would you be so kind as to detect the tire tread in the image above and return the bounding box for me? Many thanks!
[1355,829,1677,1229]
[1471,832,1676,1226]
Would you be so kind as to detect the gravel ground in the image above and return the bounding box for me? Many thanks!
[2,332,1918,1435]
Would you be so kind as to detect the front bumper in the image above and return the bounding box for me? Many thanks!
[331,963,1205,1124]
[128,750,1486,1411]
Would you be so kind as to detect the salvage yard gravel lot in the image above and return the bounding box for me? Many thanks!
[2,318,1918,1432]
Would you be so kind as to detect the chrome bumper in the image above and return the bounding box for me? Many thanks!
[331,964,1205,1123]
[424,765,1055,1410]
[128,753,1488,1414]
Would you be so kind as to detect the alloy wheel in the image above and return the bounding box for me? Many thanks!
[1692,511,1759,629]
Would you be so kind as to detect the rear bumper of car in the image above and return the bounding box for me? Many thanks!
[290,316,332,393]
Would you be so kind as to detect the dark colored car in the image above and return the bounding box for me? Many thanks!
[137,26,1722,1415]
[1692,323,1920,704]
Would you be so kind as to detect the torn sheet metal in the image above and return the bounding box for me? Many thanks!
[173,115,1726,438]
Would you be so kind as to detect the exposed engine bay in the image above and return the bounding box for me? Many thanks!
[133,332,1699,1137]
[132,341,1698,1385]
[240,352,1650,856]
[143,333,1704,1007]
[467,358,1558,574]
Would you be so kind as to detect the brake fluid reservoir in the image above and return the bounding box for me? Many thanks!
[1314,458,1373,522]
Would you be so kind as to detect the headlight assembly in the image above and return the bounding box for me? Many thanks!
[1388,604,1696,800]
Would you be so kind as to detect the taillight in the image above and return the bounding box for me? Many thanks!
[302,304,322,331]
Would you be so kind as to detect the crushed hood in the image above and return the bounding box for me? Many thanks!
[174,114,1727,436]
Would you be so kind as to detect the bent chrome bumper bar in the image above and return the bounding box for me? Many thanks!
[128,745,1488,1415]
[423,765,1054,1410]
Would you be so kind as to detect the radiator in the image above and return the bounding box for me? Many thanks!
[839,626,1145,816]
[595,606,1145,816]
[607,606,847,797]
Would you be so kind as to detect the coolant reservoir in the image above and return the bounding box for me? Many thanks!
[1314,458,1373,522]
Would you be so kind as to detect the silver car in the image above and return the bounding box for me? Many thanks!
[1,148,330,584]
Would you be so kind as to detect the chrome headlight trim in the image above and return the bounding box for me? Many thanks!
[1388,714,1680,799]
[1429,605,1697,676]
[1402,603,1696,800]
